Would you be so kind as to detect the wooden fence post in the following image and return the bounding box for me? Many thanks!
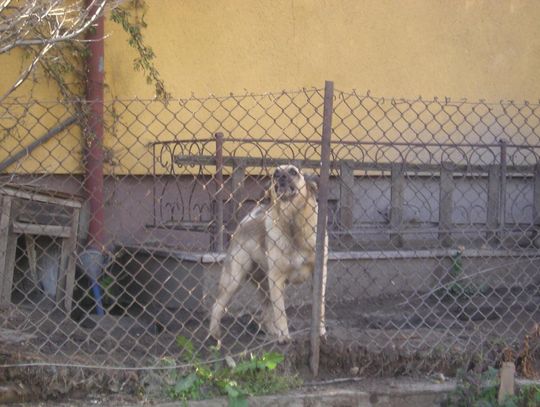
[486,164,501,244]
[339,162,354,246]
[533,163,540,246]
[439,163,454,247]
[390,163,404,247]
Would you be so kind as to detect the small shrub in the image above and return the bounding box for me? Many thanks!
[166,336,301,406]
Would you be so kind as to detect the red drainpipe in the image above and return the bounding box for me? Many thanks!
[84,1,105,251]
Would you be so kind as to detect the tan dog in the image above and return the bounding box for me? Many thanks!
[209,164,327,344]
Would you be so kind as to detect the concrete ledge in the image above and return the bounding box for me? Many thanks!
[119,244,540,263]
[154,389,371,407]
[146,380,454,407]
[144,378,540,407]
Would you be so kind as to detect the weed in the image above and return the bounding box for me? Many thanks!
[436,247,486,301]
[99,274,115,308]
[166,336,301,406]
[511,384,540,407]
[444,366,499,406]
[444,367,540,406]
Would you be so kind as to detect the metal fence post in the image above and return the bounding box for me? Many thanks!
[310,81,334,376]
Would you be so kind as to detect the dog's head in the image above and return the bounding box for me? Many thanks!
[271,165,318,204]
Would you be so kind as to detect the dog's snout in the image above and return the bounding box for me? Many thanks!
[273,166,301,200]
[276,172,288,185]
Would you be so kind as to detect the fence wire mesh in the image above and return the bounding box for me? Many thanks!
[0,86,539,377]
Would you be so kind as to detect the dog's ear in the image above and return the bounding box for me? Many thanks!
[303,173,319,195]
[263,184,272,202]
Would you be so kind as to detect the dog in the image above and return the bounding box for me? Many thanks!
[209,164,327,344]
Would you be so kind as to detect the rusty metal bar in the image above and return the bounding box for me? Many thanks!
[0,116,77,172]
[174,154,537,175]
[82,0,106,317]
[84,0,106,252]
[215,132,225,252]
[153,138,540,151]
[310,81,334,376]
[152,142,157,227]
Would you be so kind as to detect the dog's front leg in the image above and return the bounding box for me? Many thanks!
[266,266,290,343]
[264,219,292,343]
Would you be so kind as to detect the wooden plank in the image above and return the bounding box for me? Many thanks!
[498,141,508,242]
[144,221,214,232]
[533,163,540,225]
[329,247,540,260]
[438,163,454,247]
[58,242,69,308]
[0,196,16,305]
[58,208,80,312]
[339,162,354,246]
[12,222,71,238]
[486,164,501,243]
[498,362,516,404]
[0,187,82,208]
[0,196,12,303]
[390,163,404,247]
[24,235,39,285]
[1,236,17,305]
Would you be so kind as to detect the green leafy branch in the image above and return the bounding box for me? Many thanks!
[16,0,168,102]
[110,0,170,100]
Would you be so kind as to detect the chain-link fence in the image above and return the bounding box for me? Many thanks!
[1,83,539,377]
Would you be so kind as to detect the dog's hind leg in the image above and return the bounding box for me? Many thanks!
[209,246,252,342]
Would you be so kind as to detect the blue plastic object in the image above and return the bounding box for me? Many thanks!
[79,249,105,316]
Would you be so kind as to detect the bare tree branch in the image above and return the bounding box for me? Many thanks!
[0,1,108,53]
[0,43,53,103]
[0,0,111,101]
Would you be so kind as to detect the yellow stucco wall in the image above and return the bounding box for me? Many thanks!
[1,0,540,174]
[107,0,540,101]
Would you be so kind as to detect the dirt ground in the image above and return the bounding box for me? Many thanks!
[1,286,539,404]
